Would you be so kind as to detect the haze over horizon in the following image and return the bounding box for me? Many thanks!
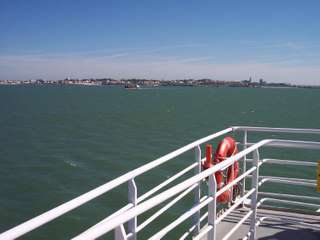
[1,0,320,85]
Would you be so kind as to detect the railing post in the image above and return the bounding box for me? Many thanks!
[128,179,137,240]
[249,149,260,240]
[115,224,127,240]
[242,130,248,200]
[208,175,217,240]
[193,145,202,236]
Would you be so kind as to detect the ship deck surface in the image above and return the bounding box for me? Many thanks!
[198,207,320,240]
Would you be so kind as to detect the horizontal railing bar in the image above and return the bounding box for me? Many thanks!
[258,192,320,202]
[258,198,320,209]
[2,127,320,240]
[80,166,206,238]
[155,196,232,240]
[256,175,316,183]
[193,225,213,240]
[247,175,317,185]
[232,126,320,134]
[148,195,214,240]
[216,188,255,224]
[71,138,320,240]
[138,162,198,203]
[179,209,208,240]
[182,199,229,240]
[81,203,133,235]
[126,232,133,239]
[137,183,197,232]
[0,128,232,240]
[246,158,317,167]
[258,177,316,187]
[255,216,320,230]
[245,141,320,150]
[222,210,253,240]
[216,166,258,197]
[193,203,259,240]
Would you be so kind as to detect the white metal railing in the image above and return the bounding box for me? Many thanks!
[0,126,320,240]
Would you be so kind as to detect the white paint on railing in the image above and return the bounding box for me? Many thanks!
[249,149,259,240]
[233,126,320,134]
[216,188,255,224]
[247,158,318,166]
[258,176,316,187]
[255,216,320,230]
[115,225,127,240]
[258,191,320,202]
[128,179,137,240]
[193,225,213,240]
[1,126,320,240]
[138,162,198,203]
[193,145,202,236]
[208,174,217,240]
[0,128,232,240]
[241,130,248,202]
[71,139,320,240]
[137,184,197,232]
[222,210,253,240]
[258,198,320,209]
[148,193,214,240]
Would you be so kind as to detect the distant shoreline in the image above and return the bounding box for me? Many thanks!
[0,78,319,89]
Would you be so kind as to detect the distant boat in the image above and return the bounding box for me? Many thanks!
[124,83,140,89]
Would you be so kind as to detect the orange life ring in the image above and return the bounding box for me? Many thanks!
[202,136,239,203]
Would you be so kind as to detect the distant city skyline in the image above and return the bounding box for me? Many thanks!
[1,0,320,85]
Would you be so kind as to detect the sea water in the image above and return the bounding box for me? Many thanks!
[0,85,319,239]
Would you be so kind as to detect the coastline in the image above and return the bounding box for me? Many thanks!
[1,78,319,89]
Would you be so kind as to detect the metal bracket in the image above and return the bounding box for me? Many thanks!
[115,224,127,240]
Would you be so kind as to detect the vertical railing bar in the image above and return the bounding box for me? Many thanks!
[207,175,217,240]
[229,158,234,208]
[128,179,137,240]
[193,145,202,236]
[242,130,248,201]
[115,224,127,240]
[249,149,259,240]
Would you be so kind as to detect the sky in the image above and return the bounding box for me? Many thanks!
[0,0,320,85]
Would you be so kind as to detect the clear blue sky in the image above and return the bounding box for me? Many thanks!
[1,0,320,84]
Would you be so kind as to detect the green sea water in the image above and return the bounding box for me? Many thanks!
[0,85,319,239]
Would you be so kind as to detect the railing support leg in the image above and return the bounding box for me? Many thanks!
[208,175,217,240]
[249,149,259,240]
[115,224,127,240]
[128,179,137,240]
[193,145,202,236]
[241,130,248,203]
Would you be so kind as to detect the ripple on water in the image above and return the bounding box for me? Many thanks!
[64,159,78,167]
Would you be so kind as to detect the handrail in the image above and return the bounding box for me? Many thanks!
[258,198,320,211]
[1,126,320,240]
[232,126,320,134]
[0,128,232,240]
[71,139,320,240]
[258,192,320,202]
[246,158,317,167]
[81,162,200,236]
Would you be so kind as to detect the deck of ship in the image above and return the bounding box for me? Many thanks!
[198,207,320,240]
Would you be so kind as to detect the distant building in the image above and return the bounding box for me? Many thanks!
[259,78,266,86]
